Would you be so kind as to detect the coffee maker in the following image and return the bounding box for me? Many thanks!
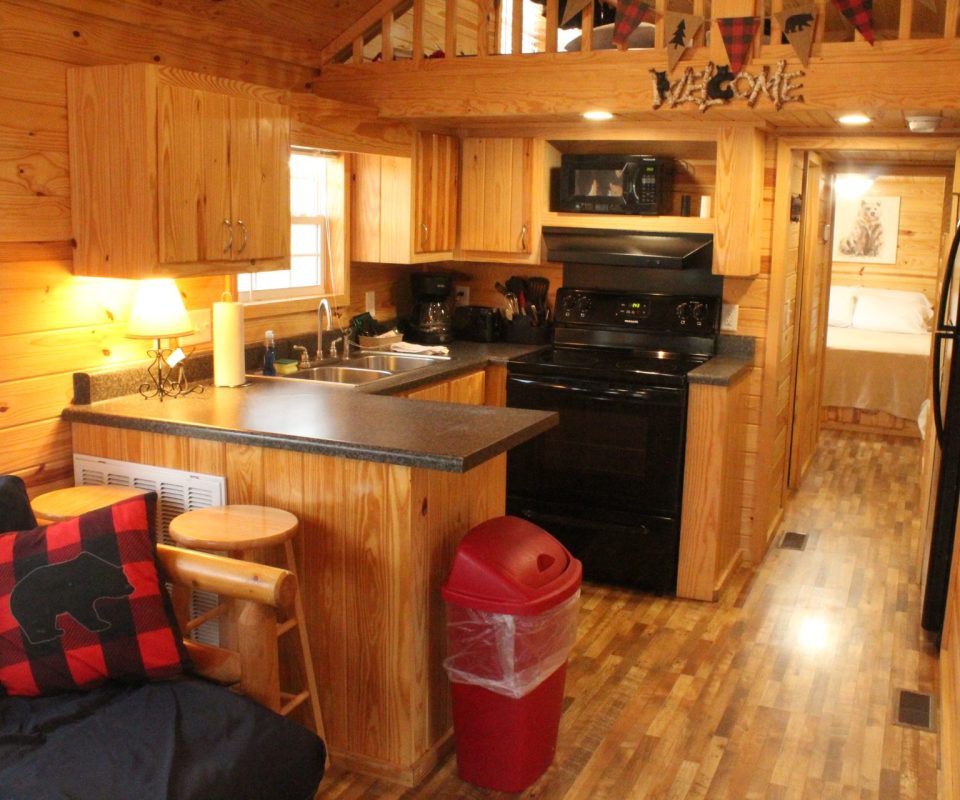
[408,272,453,344]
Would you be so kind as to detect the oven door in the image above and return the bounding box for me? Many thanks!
[506,373,687,517]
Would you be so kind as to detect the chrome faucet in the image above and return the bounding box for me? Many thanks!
[317,299,337,360]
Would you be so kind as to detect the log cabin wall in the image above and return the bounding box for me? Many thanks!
[828,169,950,303]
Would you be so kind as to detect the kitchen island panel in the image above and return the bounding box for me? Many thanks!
[71,421,506,785]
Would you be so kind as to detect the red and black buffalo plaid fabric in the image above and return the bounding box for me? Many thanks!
[830,0,875,44]
[613,0,654,49]
[716,16,760,74]
[0,493,189,696]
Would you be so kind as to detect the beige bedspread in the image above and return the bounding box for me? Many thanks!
[822,327,931,421]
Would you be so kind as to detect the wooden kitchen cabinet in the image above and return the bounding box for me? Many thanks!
[677,370,749,601]
[352,132,458,263]
[459,137,533,256]
[398,369,486,404]
[712,126,764,277]
[68,64,290,278]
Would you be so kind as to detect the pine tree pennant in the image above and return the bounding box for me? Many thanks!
[560,0,594,28]
[775,4,817,66]
[716,16,760,74]
[830,0,875,45]
[613,0,655,50]
[664,12,704,72]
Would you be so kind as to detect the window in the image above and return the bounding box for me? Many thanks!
[237,148,347,302]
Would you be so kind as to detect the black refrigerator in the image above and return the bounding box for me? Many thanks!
[922,217,960,637]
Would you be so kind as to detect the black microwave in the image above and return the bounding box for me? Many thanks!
[550,154,673,215]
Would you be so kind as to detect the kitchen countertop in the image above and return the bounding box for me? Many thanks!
[64,342,555,474]
[688,355,752,386]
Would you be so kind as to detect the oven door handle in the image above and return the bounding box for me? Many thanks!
[507,375,677,403]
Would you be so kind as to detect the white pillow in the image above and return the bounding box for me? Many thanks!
[857,286,933,311]
[851,291,933,334]
[828,285,858,328]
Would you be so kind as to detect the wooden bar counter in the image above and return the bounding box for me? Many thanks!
[64,380,556,785]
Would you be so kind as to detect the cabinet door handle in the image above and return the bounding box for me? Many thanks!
[222,219,233,255]
[237,220,248,254]
[519,224,527,251]
[421,222,428,245]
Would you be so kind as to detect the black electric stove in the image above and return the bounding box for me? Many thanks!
[505,285,722,593]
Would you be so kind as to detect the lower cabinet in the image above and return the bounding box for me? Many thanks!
[398,369,486,404]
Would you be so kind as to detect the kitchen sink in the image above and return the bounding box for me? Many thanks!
[288,366,391,385]
[344,354,448,372]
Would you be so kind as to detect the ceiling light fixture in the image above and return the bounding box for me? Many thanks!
[582,110,614,121]
[834,173,876,198]
[906,115,941,133]
[837,113,872,126]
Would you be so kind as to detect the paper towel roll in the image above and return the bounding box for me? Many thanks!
[213,292,246,387]
[699,196,712,218]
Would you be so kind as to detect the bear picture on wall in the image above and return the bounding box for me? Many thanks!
[833,195,901,265]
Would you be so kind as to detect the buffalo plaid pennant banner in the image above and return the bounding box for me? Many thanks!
[613,0,655,49]
[830,0,875,44]
[716,16,760,74]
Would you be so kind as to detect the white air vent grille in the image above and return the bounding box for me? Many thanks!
[73,455,227,646]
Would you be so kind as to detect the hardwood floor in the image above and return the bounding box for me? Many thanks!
[318,431,940,798]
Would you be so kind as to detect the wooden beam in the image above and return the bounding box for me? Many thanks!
[382,11,394,61]
[512,0,523,54]
[899,0,915,40]
[413,0,424,62]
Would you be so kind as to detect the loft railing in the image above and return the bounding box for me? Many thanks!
[320,0,960,68]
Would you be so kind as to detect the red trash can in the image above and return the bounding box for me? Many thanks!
[441,515,582,792]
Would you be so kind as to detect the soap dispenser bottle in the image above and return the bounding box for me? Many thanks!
[262,330,277,376]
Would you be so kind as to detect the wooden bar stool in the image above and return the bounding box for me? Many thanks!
[168,505,326,742]
[31,485,148,524]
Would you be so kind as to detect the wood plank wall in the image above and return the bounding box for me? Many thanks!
[829,170,949,302]
[0,0,316,495]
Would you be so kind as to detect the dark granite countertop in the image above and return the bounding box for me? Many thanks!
[64,342,555,474]
[688,355,751,386]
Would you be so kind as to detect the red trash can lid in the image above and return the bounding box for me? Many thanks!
[441,516,583,615]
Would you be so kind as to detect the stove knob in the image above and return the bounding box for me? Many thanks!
[676,302,689,326]
[690,301,706,326]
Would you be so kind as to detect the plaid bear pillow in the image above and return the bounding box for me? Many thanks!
[0,492,191,696]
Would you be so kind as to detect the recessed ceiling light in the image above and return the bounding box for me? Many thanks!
[583,110,614,121]
[837,113,872,126]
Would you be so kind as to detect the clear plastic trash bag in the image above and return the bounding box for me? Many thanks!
[443,591,580,699]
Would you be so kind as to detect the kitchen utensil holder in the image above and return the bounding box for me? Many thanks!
[504,317,551,344]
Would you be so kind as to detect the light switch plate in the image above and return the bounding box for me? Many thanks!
[720,303,739,332]
[181,308,212,345]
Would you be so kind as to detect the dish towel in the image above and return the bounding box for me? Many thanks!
[391,342,450,356]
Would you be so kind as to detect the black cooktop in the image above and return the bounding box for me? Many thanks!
[508,346,710,386]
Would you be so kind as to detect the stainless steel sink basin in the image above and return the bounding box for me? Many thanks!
[345,354,447,372]
[290,366,391,385]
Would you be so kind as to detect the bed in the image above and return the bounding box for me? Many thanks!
[820,286,933,437]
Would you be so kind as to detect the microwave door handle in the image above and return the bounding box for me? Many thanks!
[622,162,641,204]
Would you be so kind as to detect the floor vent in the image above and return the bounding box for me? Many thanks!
[779,531,808,551]
[895,689,936,732]
[73,455,226,646]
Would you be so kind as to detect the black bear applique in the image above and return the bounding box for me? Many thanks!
[10,552,135,645]
[785,13,814,33]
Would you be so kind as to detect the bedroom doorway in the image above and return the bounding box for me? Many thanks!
[759,135,960,564]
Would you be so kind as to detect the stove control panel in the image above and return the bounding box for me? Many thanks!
[556,288,720,335]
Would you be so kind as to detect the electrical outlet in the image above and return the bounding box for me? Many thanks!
[180,308,212,345]
[720,303,739,332]
[365,291,376,315]
[454,285,470,307]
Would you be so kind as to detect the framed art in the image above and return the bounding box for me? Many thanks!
[832,195,901,264]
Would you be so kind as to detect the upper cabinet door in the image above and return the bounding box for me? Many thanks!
[69,64,290,278]
[229,97,290,263]
[158,85,231,265]
[415,132,459,254]
[460,137,532,254]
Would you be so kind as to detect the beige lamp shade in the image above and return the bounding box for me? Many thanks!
[126,278,195,339]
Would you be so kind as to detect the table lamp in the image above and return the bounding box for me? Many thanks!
[126,278,197,401]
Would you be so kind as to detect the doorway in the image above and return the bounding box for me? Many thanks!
[757,135,960,563]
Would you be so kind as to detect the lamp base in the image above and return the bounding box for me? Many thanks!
[139,341,203,402]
